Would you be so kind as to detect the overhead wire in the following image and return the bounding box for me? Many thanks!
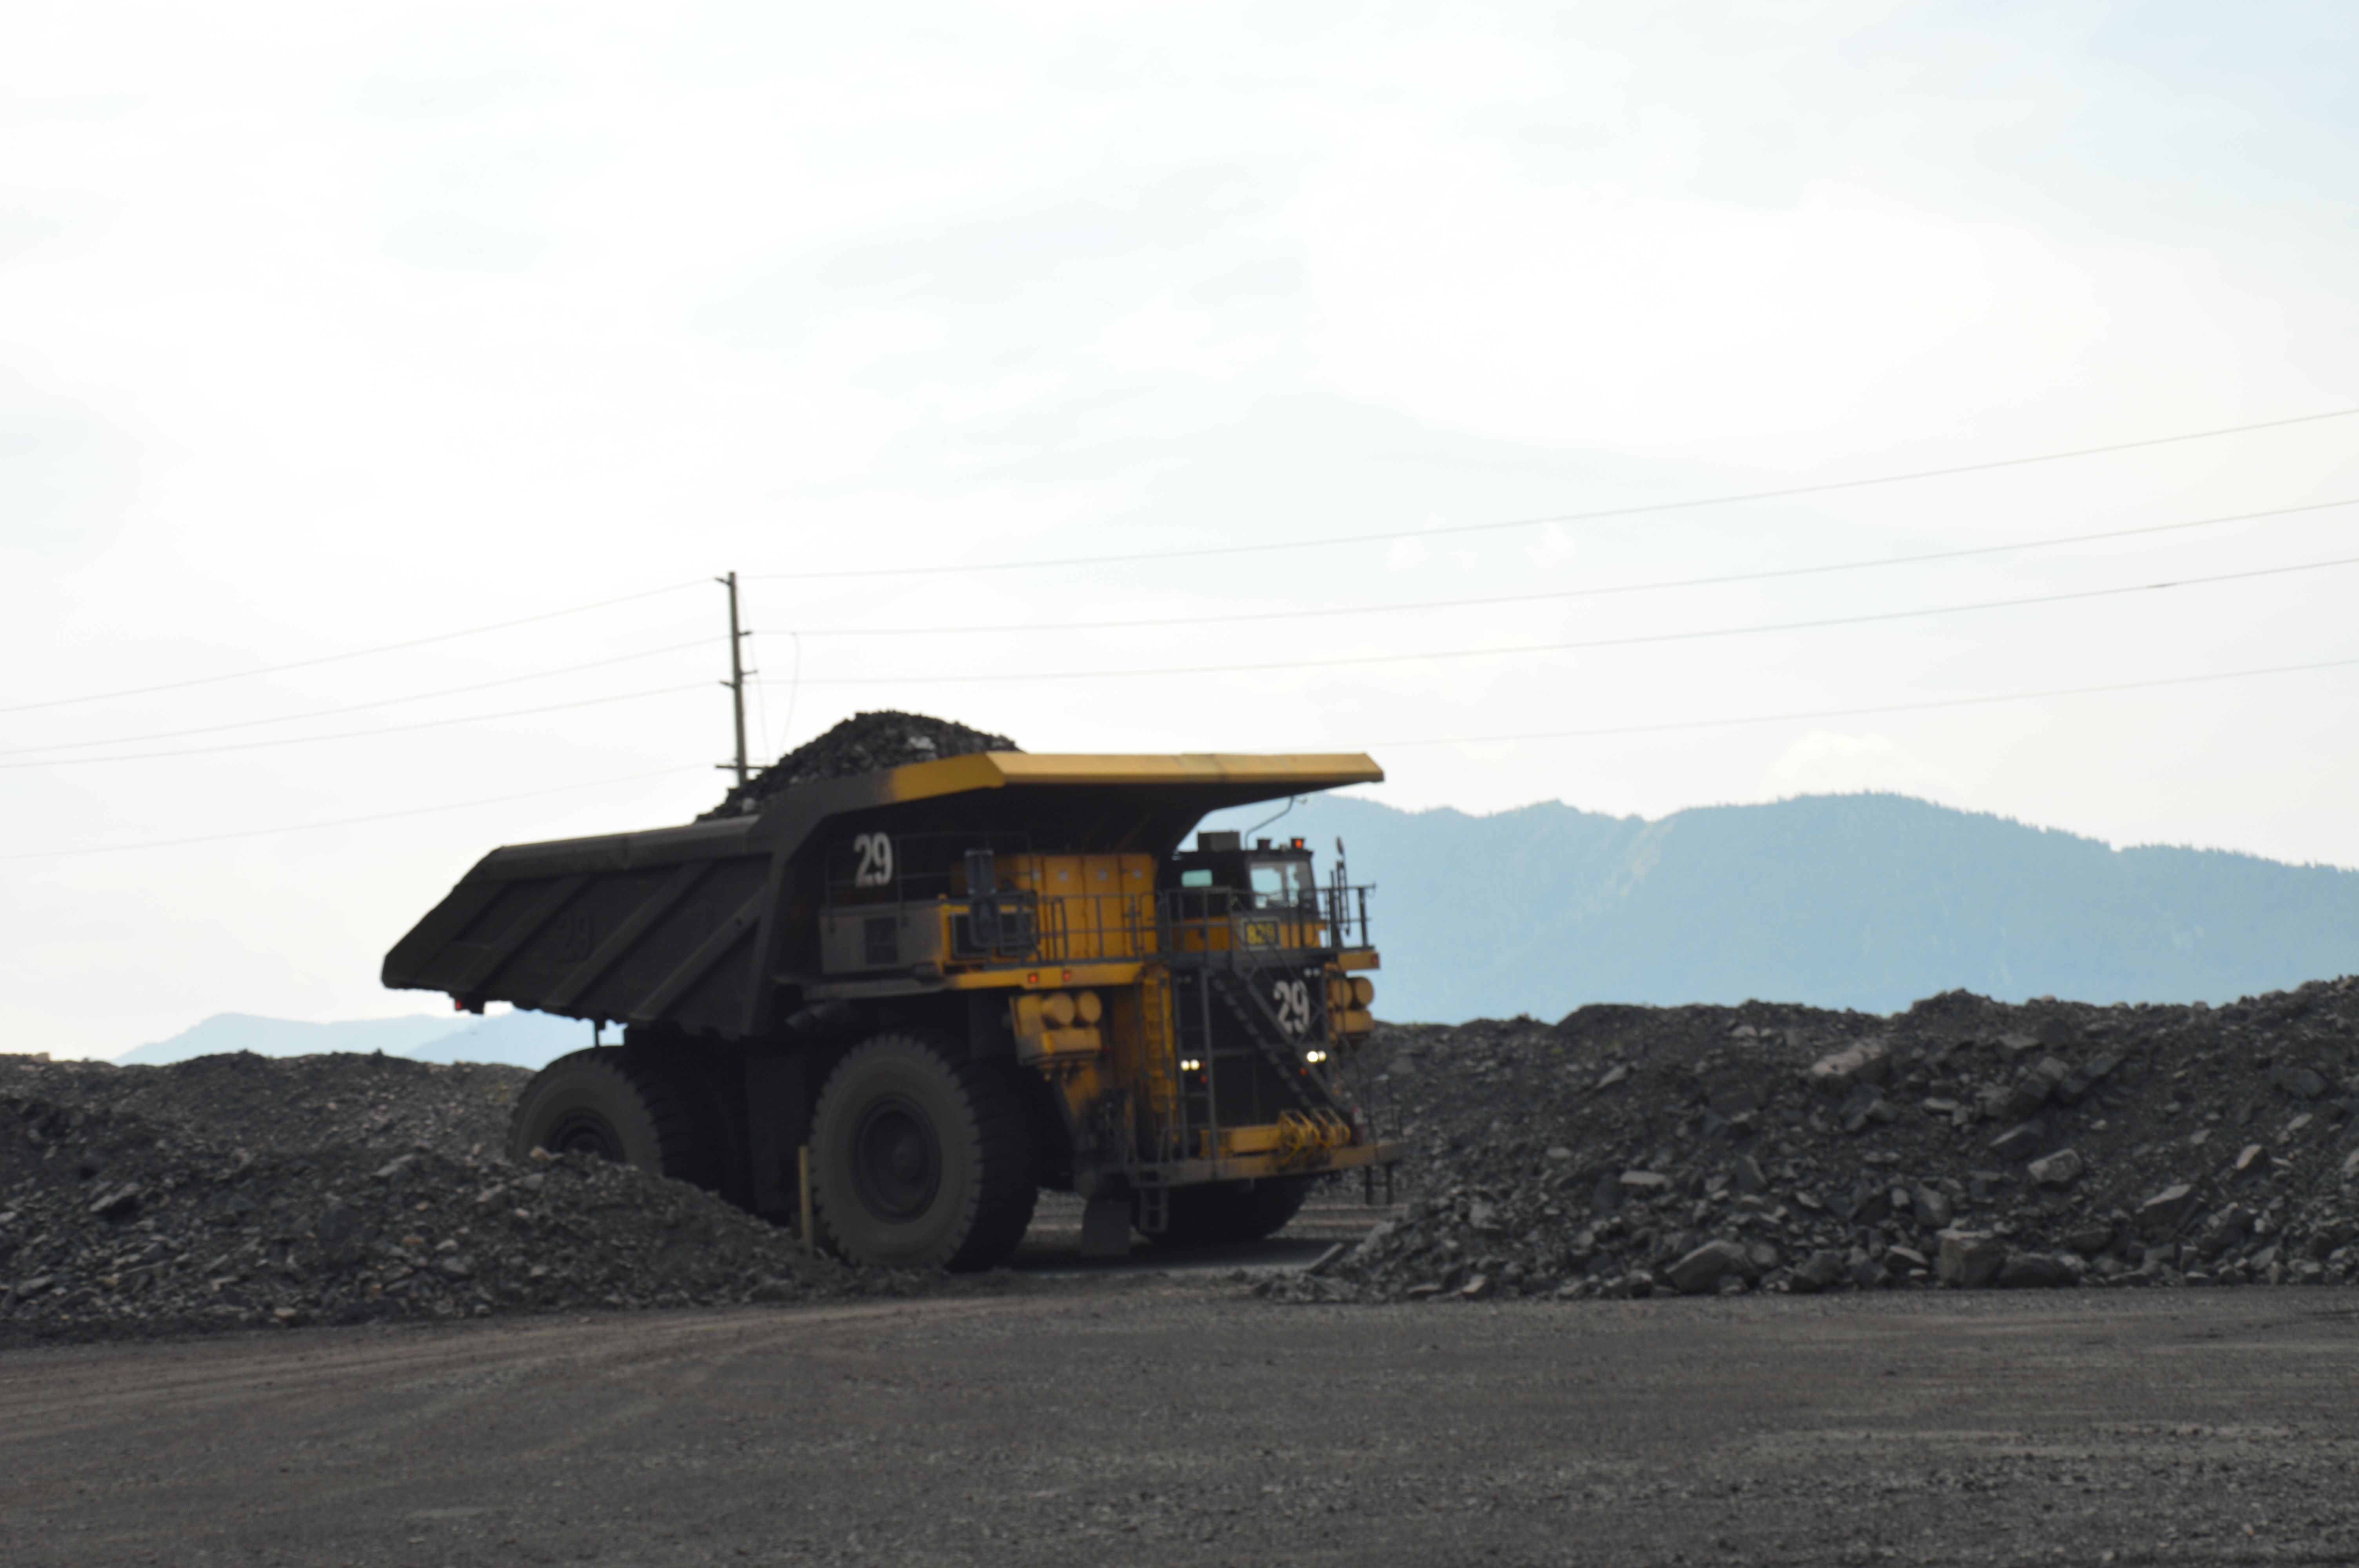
[0,638,714,759]
[0,578,708,717]
[751,497,2359,637]
[749,404,2359,581]
[0,765,710,861]
[1330,652,2359,750]
[758,552,2359,687]
[0,682,712,769]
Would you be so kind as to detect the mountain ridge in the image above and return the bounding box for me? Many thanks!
[1203,789,2359,1022]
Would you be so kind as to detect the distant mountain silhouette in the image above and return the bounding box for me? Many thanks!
[117,1009,590,1069]
[1204,791,2359,1022]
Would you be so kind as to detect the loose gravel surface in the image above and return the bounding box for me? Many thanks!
[4,1286,2355,1566]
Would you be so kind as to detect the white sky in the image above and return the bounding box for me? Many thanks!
[4,2,2357,1056]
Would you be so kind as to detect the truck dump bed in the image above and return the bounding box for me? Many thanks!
[383,752,1381,1038]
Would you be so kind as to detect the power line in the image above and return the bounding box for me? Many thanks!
[769,552,2359,686]
[749,404,2359,581]
[0,579,707,717]
[0,639,713,759]
[0,766,709,862]
[1336,652,2359,750]
[0,682,711,769]
[751,497,2359,637]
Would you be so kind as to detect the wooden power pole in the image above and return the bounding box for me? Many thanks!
[718,571,751,790]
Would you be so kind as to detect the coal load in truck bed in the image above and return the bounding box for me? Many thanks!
[703,710,1018,819]
[1275,975,2359,1303]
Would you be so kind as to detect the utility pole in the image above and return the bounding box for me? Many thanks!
[718,571,751,790]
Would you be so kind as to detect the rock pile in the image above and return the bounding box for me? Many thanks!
[1282,978,2359,1303]
[5,1050,530,1160]
[0,1053,990,1345]
[705,710,1018,818]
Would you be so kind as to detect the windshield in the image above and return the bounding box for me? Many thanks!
[1247,858,1317,911]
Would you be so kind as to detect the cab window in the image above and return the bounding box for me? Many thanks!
[1248,860,1314,910]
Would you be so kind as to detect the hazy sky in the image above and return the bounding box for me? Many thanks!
[5,2,2357,1056]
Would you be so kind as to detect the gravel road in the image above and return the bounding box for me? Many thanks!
[5,1287,2355,1566]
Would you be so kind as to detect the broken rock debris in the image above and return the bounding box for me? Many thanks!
[1270,976,2359,1303]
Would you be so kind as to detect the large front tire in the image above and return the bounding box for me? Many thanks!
[506,1049,724,1191]
[810,1034,1039,1270]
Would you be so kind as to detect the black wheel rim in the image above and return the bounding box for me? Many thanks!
[546,1108,625,1162]
[850,1095,942,1222]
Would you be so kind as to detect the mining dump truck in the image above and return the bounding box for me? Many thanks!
[382,751,1396,1269]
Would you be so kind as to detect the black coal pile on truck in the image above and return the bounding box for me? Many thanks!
[702,710,1017,818]
[0,1054,875,1346]
[1274,976,2359,1303]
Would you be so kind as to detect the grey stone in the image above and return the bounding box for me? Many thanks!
[2196,1204,2253,1259]
[1618,1171,1670,1194]
[2006,1056,2070,1118]
[2137,1183,2203,1239]
[85,1185,141,1220]
[1840,1183,1889,1223]
[2276,1066,2327,1100]
[1987,1122,2046,1161]
[1912,1186,1954,1231]
[1938,1229,2007,1289]
[1996,1253,2076,1289]
[1665,1239,1750,1295]
[1789,1249,1849,1293]
[2063,1223,2114,1255]
[1808,1039,1891,1094]
[2027,1149,2085,1187]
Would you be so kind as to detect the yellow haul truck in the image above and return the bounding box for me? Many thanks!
[382,752,1397,1268]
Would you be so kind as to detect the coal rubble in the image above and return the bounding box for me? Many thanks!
[0,1053,876,1346]
[704,710,1018,819]
[1274,977,2359,1304]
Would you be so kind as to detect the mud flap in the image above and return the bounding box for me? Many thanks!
[1080,1196,1132,1259]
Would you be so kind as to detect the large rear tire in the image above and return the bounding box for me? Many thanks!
[810,1033,1039,1270]
[1142,1176,1314,1247]
[506,1048,725,1191]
